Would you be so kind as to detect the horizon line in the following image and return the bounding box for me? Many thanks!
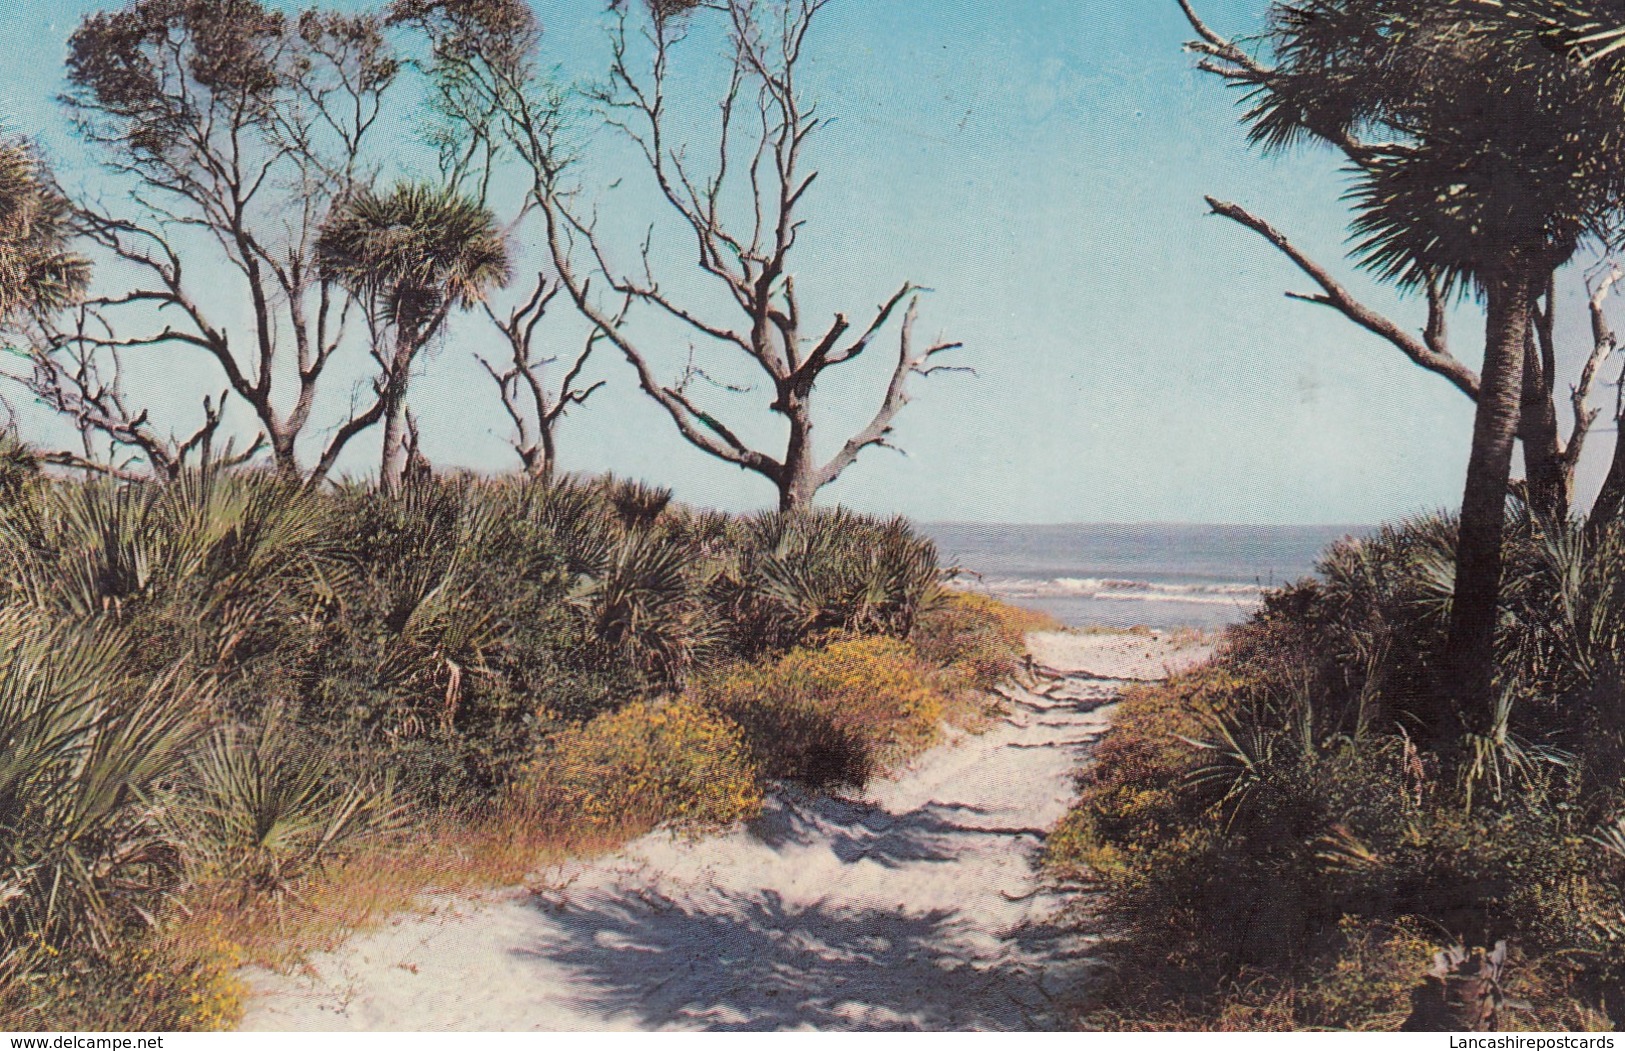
[918,519,1381,530]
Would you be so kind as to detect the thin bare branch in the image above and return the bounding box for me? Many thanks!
[1207,197,1481,400]
[816,296,963,489]
[1567,265,1624,473]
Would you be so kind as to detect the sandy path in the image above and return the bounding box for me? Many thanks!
[239,630,1212,1032]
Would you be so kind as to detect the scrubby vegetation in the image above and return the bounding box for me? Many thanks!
[1048,510,1625,1031]
[696,636,948,789]
[0,458,1032,1030]
[522,698,764,836]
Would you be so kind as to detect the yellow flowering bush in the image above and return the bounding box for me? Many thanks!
[524,697,762,836]
[1,935,244,1032]
[910,592,1057,690]
[695,636,946,789]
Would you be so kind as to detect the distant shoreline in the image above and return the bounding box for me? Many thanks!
[920,522,1358,631]
[921,520,1377,531]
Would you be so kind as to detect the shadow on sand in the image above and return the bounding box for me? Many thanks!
[513,791,1096,1030]
[518,887,1081,1030]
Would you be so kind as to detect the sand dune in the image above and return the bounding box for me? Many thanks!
[239,630,1210,1032]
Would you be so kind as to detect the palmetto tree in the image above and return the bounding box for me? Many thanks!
[1491,0,1625,527]
[1190,0,1625,735]
[316,182,509,495]
[0,138,88,325]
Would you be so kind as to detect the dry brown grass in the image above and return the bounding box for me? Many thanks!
[0,808,595,1032]
[165,806,621,976]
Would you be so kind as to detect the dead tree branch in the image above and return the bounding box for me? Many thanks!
[1206,197,1481,399]
[59,4,393,477]
[477,273,609,479]
[473,0,959,509]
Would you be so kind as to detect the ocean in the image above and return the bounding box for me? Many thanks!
[921,522,1369,630]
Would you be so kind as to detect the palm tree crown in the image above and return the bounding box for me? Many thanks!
[315,180,509,494]
[1220,0,1625,731]
[0,139,90,323]
[315,181,510,335]
[1248,0,1625,292]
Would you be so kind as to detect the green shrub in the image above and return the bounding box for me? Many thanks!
[704,508,944,655]
[572,528,714,687]
[0,613,201,953]
[912,591,1057,690]
[0,934,244,1032]
[0,466,963,1029]
[1052,511,1625,1030]
[172,719,403,896]
[0,429,41,504]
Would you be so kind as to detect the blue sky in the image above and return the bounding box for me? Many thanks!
[4,0,1600,525]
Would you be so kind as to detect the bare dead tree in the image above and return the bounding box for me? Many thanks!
[1521,267,1624,518]
[55,2,398,483]
[1579,268,1625,526]
[10,305,263,481]
[475,273,609,480]
[414,0,965,510]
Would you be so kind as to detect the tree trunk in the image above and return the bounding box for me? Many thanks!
[379,332,416,498]
[271,432,301,479]
[1518,327,1567,522]
[533,422,556,484]
[1402,942,1510,1032]
[778,396,818,512]
[1444,267,1534,736]
[1591,424,1625,535]
[379,392,409,497]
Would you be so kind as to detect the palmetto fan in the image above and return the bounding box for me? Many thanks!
[316,181,510,493]
[1494,0,1625,65]
[0,138,89,322]
[316,181,509,335]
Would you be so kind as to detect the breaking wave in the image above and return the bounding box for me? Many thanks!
[975,576,1265,607]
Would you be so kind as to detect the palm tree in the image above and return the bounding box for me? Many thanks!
[1495,1,1625,531]
[1199,0,1625,735]
[316,182,510,495]
[0,137,89,323]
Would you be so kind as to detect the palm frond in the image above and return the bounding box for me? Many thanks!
[0,137,90,322]
[172,717,402,895]
[317,180,510,333]
[0,611,202,949]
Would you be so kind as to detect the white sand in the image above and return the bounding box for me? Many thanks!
[239,629,1207,1032]
[1026,629,1217,682]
